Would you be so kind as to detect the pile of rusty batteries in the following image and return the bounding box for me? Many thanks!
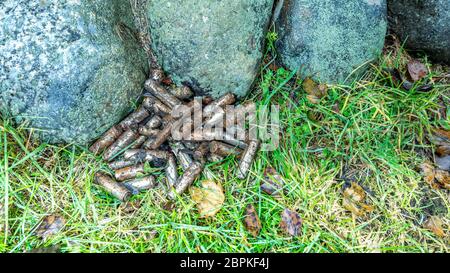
[90,77,260,203]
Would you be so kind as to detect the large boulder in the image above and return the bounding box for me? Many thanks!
[275,0,387,83]
[0,0,148,144]
[147,0,274,98]
[388,0,450,63]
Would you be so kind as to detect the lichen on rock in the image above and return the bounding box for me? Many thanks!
[146,0,275,98]
[275,0,387,83]
[0,0,148,144]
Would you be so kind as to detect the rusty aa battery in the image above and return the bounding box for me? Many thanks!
[119,106,150,130]
[168,161,204,200]
[89,125,123,155]
[142,96,172,115]
[204,93,236,115]
[222,132,248,150]
[123,149,169,163]
[130,135,147,149]
[142,115,163,130]
[226,125,247,143]
[234,101,256,117]
[95,173,131,202]
[169,86,194,100]
[145,79,182,109]
[150,69,165,83]
[183,141,198,151]
[203,110,225,129]
[123,176,156,195]
[142,137,156,150]
[108,159,137,170]
[170,142,193,171]
[237,140,260,179]
[166,154,178,187]
[103,128,139,161]
[147,123,173,150]
[185,96,213,108]
[115,164,146,182]
[202,98,251,129]
[194,142,210,162]
[191,130,248,149]
[138,127,160,137]
[209,141,242,157]
[202,96,214,106]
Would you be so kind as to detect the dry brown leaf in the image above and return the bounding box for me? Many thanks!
[35,215,65,239]
[303,78,328,104]
[343,197,363,216]
[424,216,445,238]
[421,162,450,190]
[343,182,366,203]
[436,146,450,157]
[431,129,450,158]
[434,169,450,189]
[279,209,302,237]
[407,59,428,82]
[342,183,374,217]
[191,180,225,218]
[261,167,285,196]
[433,128,450,141]
[119,200,142,214]
[243,204,261,237]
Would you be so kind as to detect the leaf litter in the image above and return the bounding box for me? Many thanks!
[415,127,450,193]
[384,58,433,92]
[302,78,328,104]
[421,162,450,190]
[119,200,142,214]
[407,59,428,82]
[279,209,302,237]
[243,204,262,237]
[35,215,65,239]
[191,180,225,218]
[342,183,374,217]
[430,128,450,172]
[423,216,445,238]
[261,167,286,196]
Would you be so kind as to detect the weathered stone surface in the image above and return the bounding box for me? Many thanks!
[275,0,387,83]
[147,0,274,98]
[388,0,450,63]
[0,0,148,144]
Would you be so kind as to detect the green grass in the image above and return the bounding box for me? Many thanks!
[0,38,449,253]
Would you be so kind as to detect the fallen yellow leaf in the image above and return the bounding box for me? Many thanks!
[421,162,450,190]
[191,180,225,218]
[342,183,374,217]
[303,78,328,104]
[424,216,445,238]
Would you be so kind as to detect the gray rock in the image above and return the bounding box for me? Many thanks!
[147,0,274,98]
[275,0,387,83]
[388,0,450,63]
[0,0,148,144]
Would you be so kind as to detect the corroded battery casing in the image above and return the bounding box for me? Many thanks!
[95,173,131,202]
